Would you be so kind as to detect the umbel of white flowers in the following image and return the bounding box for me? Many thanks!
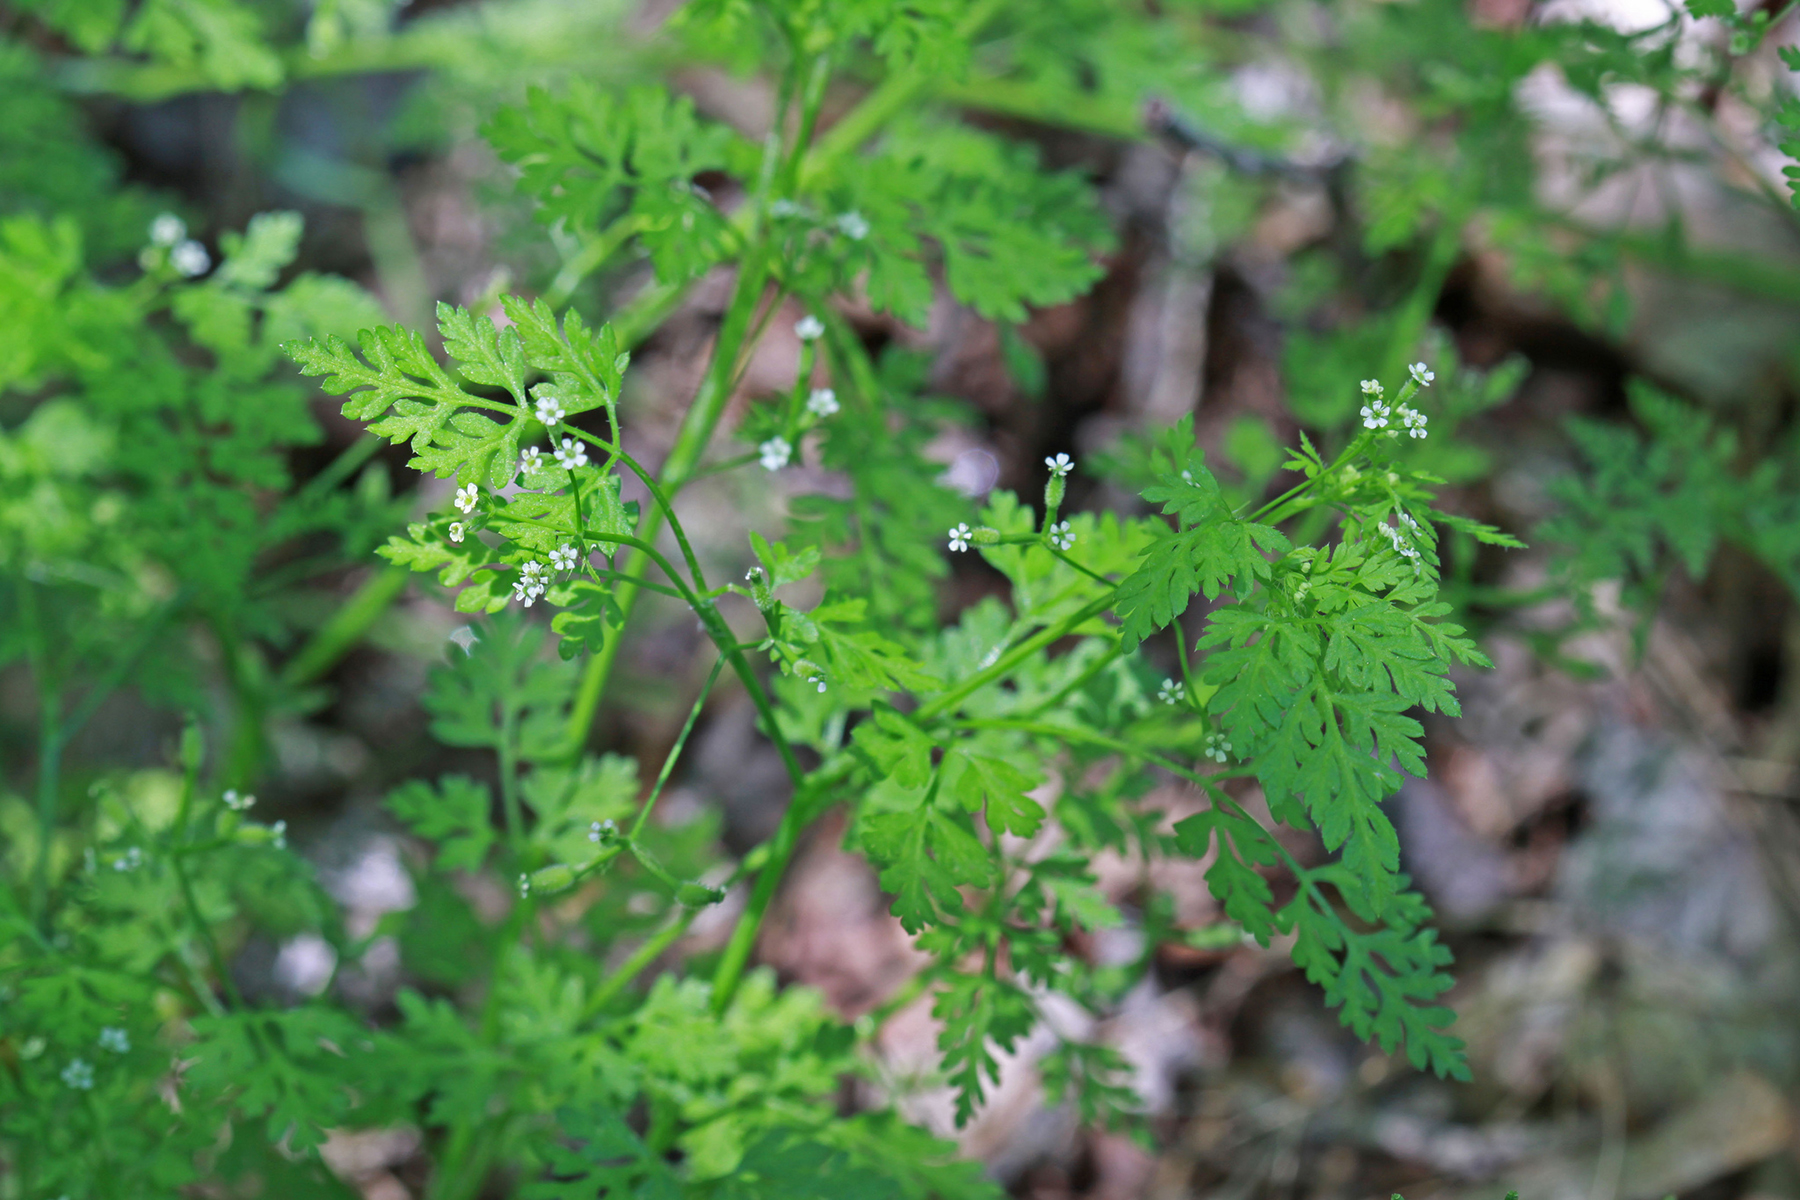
[759,437,793,471]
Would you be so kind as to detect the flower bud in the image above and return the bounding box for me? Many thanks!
[529,864,577,895]
[676,881,726,907]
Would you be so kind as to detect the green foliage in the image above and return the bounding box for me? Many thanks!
[7,0,1799,1194]
[1544,382,1800,624]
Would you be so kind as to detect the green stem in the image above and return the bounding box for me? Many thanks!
[1379,216,1464,386]
[170,741,244,1010]
[32,706,62,928]
[498,705,524,856]
[583,908,700,1019]
[915,592,1118,724]
[801,0,1008,183]
[279,565,410,687]
[629,657,727,840]
[709,757,858,1013]
[561,84,796,758]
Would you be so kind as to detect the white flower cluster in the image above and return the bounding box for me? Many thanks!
[554,437,588,469]
[146,214,211,277]
[588,819,616,843]
[1381,511,1424,563]
[1204,732,1233,764]
[1048,520,1075,551]
[836,212,870,240]
[149,213,186,247]
[113,846,143,872]
[271,820,287,850]
[1158,678,1186,705]
[1360,373,1429,439]
[948,522,973,552]
[513,560,549,607]
[795,315,824,342]
[223,789,255,811]
[806,388,839,418]
[1045,453,1073,478]
[98,1027,130,1054]
[759,437,792,471]
[61,1059,94,1090]
[517,874,530,898]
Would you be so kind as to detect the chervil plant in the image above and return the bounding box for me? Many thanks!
[5,0,1800,1194]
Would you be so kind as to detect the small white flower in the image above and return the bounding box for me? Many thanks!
[1204,733,1233,764]
[1360,379,1384,398]
[454,483,479,514]
[554,437,589,470]
[588,819,616,843]
[519,446,542,474]
[1408,362,1435,388]
[170,239,210,277]
[1158,678,1186,705]
[806,388,839,418]
[512,560,548,607]
[550,543,579,571]
[770,198,804,218]
[1360,400,1391,430]
[948,523,973,552]
[795,315,825,341]
[223,789,255,812]
[518,874,530,898]
[149,213,186,247]
[98,1027,130,1054]
[836,211,870,240]
[1049,520,1075,551]
[1045,453,1074,478]
[271,820,287,850]
[805,673,827,694]
[1399,406,1429,439]
[534,394,566,426]
[758,437,792,471]
[448,522,466,544]
[61,1059,94,1090]
[1181,469,1195,483]
[113,846,142,872]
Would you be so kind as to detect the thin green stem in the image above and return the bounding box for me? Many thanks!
[629,656,726,840]
[915,592,1119,725]
[32,710,62,928]
[583,908,700,1020]
[498,704,524,856]
[170,740,244,1010]
[801,0,1008,183]
[1045,544,1114,586]
[279,565,410,687]
[709,756,859,1014]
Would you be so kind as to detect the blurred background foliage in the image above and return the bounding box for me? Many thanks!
[3,0,1800,1195]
